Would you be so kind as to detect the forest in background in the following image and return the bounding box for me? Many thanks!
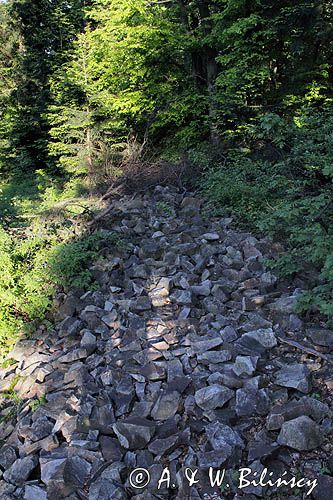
[0,0,333,360]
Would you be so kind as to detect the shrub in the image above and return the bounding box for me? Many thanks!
[48,230,119,289]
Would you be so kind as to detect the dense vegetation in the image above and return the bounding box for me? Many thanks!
[0,0,332,358]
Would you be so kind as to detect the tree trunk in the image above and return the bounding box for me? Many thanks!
[177,0,219,142]
[198,0,219,144]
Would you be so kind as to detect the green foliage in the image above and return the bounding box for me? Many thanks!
[0,223,119,359]
[0,0,86,172]
[29,394,47,412]
[48,230,120,289]
[47,0,202,172]
[0,169,121,361]
[211,0,333,131]
[203,154,289,224]
[156,201,174,216]
[204,102,333,317]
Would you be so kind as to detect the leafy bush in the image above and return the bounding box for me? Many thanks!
[0,225,119,361]
[48,230,119,289]
[202,153,290,224]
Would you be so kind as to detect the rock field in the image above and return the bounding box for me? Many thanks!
[0,187,333,499]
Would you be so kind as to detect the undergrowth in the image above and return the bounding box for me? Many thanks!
[0,170,118,363]
[201,101,333,319]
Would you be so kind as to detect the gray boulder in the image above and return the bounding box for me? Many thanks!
[277,416,323,451]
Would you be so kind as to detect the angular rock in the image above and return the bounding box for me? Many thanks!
[40,458,66,485]
[266,400,308,431]
[0,446,17,469]
[191,336,223,354]
[233,355,258,376]
[301,396,331,422]
[306,328,333,348]
[205,421,244,450]
[133,348,162,366]
[180,197,202,213]
[220,325,238,342]
[88,404,115,434]
[172,290,192,305]
[27,416,54,442]
[113,417,155,450]
[24,485,48,500]
[235,388,270,416]
[4,455,38,485]
[57,347,93,363]
[248,440,278,462]
[275,363,311,394]
[56,295,80,321]
[89,478,128,500]
[197,350,231,364]
[277,416,323,451]
[245,328,277,348]
[9,340,36,362]
[148,434,179,456]
[150,277,170,297]
[151,391,180,420]
[269,295,297,314]
[235,328,277,355]
[99,436,124,462]
[130,296,152,312]
[81,330,97,348]
[0,480,16,497]
[141,362,166,381]
[194,385,234,410]
[63,456,92,490]
[191,280,212,296]
[312,474,333,500]
[23,435,59,455]
[201,232,219,241]
[167,359,184,382]
[197,449,232,468]
[100,370,114,385]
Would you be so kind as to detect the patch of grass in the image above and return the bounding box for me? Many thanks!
[1,375,23,418]
[0,407,17,424]
[3,374,21,395]
[0,358,16,369]
[29,394,47,412]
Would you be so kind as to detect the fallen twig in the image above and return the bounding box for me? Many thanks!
[87,204,114,226]
[277,336,333,364]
